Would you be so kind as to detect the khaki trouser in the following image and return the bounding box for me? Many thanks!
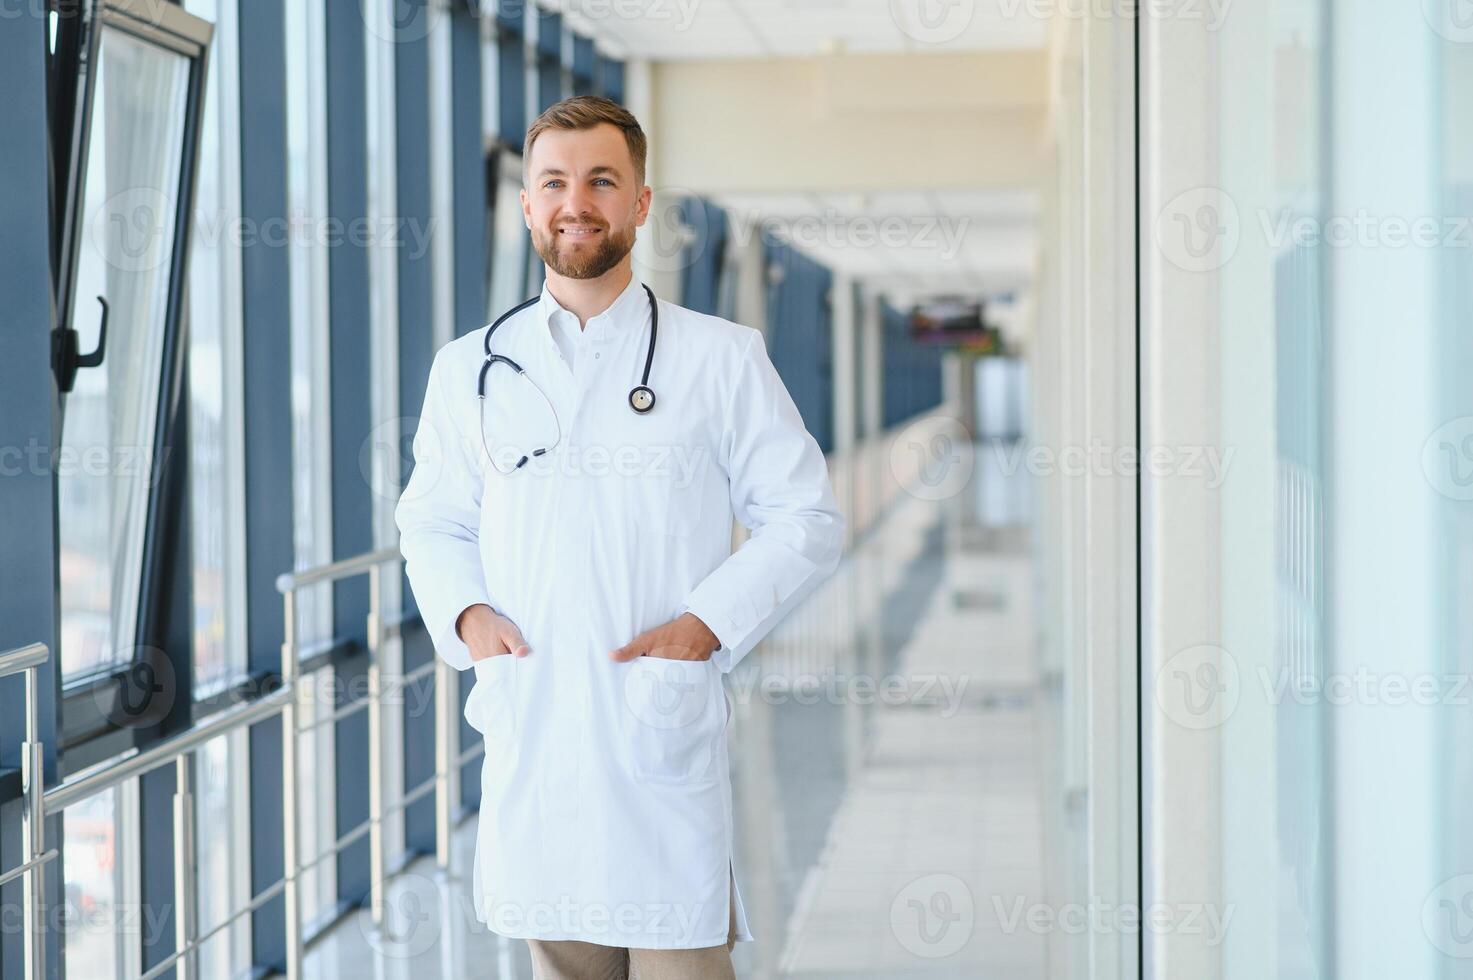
[526,873,738,980]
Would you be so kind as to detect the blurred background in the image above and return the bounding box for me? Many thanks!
[2,0,1472,978]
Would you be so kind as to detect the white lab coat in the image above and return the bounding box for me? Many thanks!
[394,274,845,949]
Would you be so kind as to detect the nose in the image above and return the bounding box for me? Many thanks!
[559,186,595,223]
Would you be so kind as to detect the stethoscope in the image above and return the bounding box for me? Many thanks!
[477,283,658,474]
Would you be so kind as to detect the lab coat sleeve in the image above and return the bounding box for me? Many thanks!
[395,348,491,672]
[680,329,846,673]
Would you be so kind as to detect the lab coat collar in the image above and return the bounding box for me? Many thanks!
[536,272,648,347]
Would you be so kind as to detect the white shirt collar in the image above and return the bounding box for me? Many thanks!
[536,273,648,346]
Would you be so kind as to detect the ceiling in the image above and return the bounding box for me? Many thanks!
[560,0,1049,319]
[713,187,1038,304]
[566,0,1050,61]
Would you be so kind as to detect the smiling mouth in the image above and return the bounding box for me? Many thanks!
[558,226,603,239]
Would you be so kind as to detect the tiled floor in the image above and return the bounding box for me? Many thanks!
[305,448,1047,979]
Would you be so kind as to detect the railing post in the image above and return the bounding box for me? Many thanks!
[22,658,46,980]
[367,562,386,930]
[280,589,303,980]
[434,655,458,873]
[173,753,197,980]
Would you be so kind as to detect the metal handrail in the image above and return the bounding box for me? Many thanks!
[293,656,437,735]
[1,642,51,980]
[272,546,456,980]
[11,546,471,980]
[274,545,402,594]
[44,685,290,814]
[0,642,48,678]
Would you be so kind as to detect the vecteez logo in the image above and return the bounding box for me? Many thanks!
[1154,644,1240,730]
[1154,187,1241,274]
[889,0,976,44]
[890,873,975,958]
[1423,0,1473,44]
[1422,417,1473,501]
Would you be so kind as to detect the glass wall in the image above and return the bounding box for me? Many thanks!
[1147,2,1473,976]
[1207,1,1329,975]
[1330,4,1473,975]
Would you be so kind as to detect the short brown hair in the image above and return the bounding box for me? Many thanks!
[523,95,648,187]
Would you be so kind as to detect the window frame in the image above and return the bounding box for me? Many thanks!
[53,0,216,764]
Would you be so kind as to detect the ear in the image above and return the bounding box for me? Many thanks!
[521,187,531,230]
[632,183,653,228]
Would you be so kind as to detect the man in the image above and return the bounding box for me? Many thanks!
[395,95,844,979]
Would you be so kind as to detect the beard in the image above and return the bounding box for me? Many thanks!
[532,217,637,280]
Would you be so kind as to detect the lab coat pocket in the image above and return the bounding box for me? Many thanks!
[620,656,725,784]
[626,472,705,538]
[620,417,712,538]
[465,653,518,751]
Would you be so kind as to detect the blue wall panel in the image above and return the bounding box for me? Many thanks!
[0,7,62,979]
[495,8,525,149]
[325,0,373,912]
[881,300,944,428]
[761,234,834,453]
[237,0,296,971]
[678,196,728,316]
[452,5,488,336]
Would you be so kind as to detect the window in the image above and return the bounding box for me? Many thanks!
[194,731,252,977]
[283,3,343,935]
[57,29,189,682]
[183,0,248,700]
[489,151,530,315]
[61,781,140,977]
[55,3,212,686]
[285,0,335,654]
[297,668,340,929]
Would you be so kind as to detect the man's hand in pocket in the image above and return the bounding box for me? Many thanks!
[608,612,720,662]
[456,604,531,661]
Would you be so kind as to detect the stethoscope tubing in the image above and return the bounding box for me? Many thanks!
[477,284,657,474]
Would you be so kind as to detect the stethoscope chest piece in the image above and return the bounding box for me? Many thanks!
[628,385,656,414]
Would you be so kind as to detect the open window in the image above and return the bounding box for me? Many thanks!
[51,0,212,744]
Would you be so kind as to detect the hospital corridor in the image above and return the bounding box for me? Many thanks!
[303,442,1045,979]
[3,2,1473,979]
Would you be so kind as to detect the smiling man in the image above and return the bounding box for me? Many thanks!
[394,96,845,978]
